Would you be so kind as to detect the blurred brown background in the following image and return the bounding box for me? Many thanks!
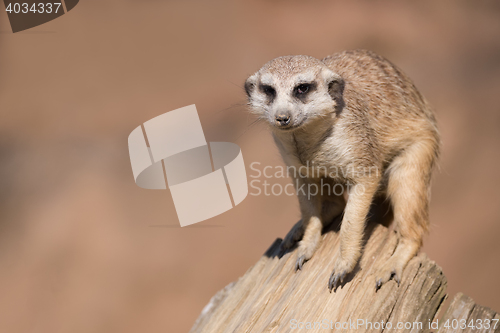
[1,1,499,332]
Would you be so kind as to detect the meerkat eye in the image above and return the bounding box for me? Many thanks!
[294,83,315,100]
[260,85,276,98]
[296,84,310,94]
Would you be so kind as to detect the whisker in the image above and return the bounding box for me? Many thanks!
[234,117,265,143]
[226,80,246,92]
[215,101,247,114]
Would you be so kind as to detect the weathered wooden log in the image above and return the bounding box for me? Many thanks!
[437,293,500,333]
[191,209,498,333]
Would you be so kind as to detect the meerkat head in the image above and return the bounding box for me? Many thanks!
[245,55,344,131]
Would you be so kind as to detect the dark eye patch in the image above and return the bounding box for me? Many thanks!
[294,82,316,101]
[259,84,276,101]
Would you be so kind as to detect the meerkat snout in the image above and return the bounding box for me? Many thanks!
[245,55,344,131]
[275,112,291,127]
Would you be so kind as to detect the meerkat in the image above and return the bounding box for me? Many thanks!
[245,50,440,291]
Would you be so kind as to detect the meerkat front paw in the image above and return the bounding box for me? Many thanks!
[281,220,304,251]
[328,257,356,291]
[295,236,320,271]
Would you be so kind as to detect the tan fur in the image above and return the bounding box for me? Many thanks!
[245,50,440,290]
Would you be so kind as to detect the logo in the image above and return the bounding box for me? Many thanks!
[128,105,249,227]
[3,0,79,33]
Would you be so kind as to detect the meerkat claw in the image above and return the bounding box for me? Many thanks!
[328,271,346,292]
[295,255,306,271]
[395,275,401,286]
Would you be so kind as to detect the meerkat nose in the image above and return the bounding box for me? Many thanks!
[275,113,291,126]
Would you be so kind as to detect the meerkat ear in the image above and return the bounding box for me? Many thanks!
[322,68,345,112]
[244,74,258,98]
[328,78,345,103]
[324,72,345,102]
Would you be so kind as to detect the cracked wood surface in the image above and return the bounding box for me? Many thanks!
[436,293,500,333]
[190,218,497,333]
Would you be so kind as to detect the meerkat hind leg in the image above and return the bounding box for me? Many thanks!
[375,237,420,289]
[282,194,344,252]
[321,194,346,227]
[281,220,305,251]
[375,143,433,289]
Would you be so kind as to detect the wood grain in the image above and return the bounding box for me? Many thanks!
[191,218,497,332]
